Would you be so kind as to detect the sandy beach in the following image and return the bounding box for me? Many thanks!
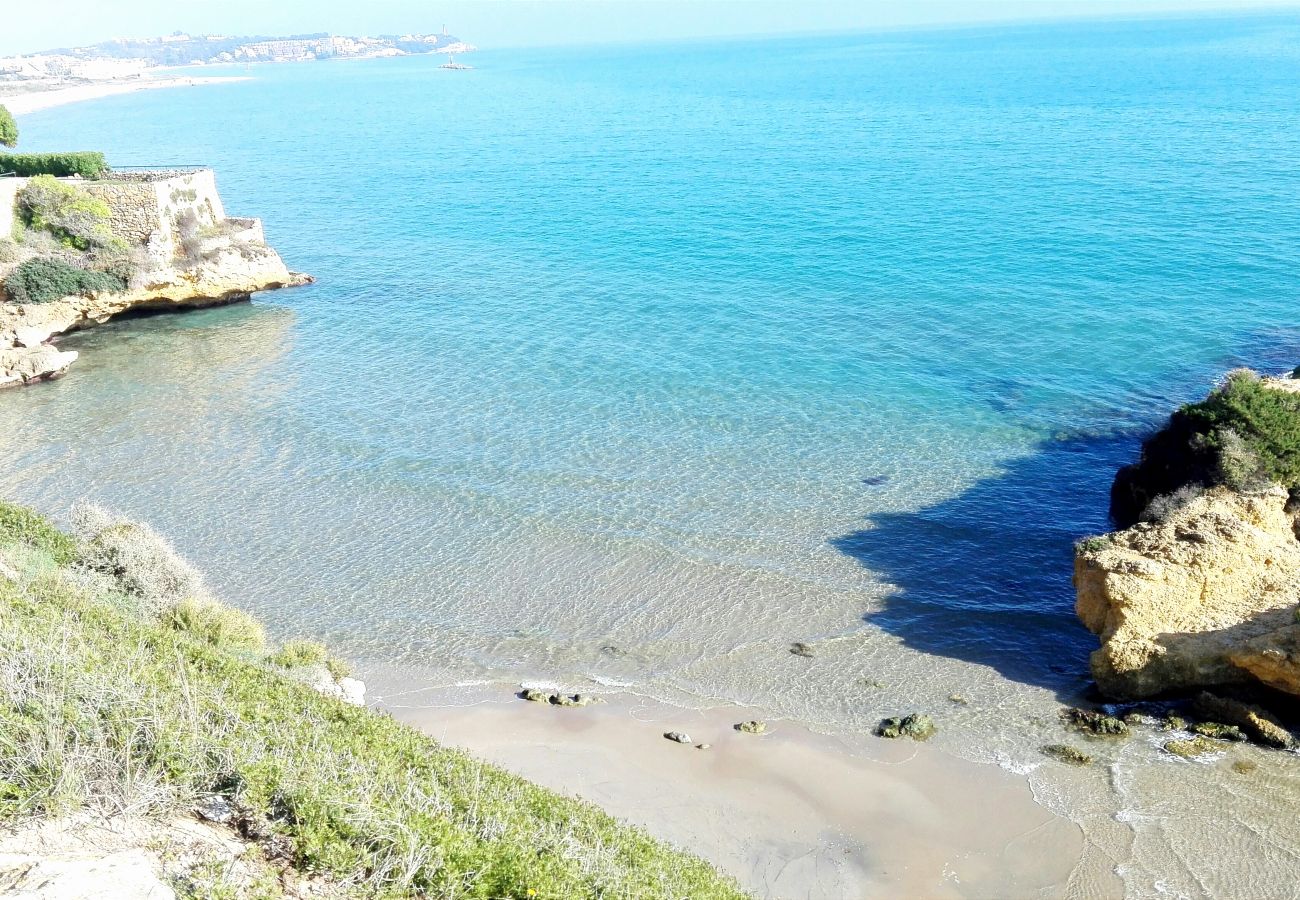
[0,76,249,116]
[375,680,1124,899]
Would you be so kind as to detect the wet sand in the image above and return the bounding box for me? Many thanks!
[377,681,1123,899]
[0,76,249,116]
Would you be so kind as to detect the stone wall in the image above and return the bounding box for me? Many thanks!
[82,180,160,245]
[5,169,230,255]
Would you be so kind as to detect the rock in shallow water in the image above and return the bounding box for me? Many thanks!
[1040,744,1094,766]
[1060,707,1130,738]
[734,720,767,734]
[1192,692,1296,750]
[1163,736,1223,759]
[876,714,935,741]
[664,731,692,744]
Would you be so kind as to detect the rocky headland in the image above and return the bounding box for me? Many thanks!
[1076,369,1300,728]
[0,167,309,388]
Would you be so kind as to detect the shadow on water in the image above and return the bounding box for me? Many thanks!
[834,431,1142,699]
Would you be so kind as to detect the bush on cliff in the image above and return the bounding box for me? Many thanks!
[3,258,126,304]
[1112,369,1300,526]
[0,151,107,178]
[0,106,15,149]
[0,504,745,899]
[16,175,117,251]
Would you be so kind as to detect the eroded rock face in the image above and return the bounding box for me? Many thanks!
[0,239,310,388]
[1074,486,1300,699]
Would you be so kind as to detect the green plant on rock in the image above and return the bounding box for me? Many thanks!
[3,257,126,304]
[16,175,117,251]
[1112,369,1300,526]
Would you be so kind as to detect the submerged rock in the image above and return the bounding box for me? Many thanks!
[1232,759,1258,775]
[1060,707,1130,738]
[1163,736,1222,759]
[1040,744,1094,766]
[876,714,935,741]
[948,694,970,705]
[734,720,767,734]
[789,642,815,658]
[664,731,692,744]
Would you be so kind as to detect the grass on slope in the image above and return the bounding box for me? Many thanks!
[0,501,745,899]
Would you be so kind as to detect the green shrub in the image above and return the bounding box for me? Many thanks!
[0,106,16,149]
[271,639,329,669]
[0,151,107,178]
[162,596,266,652]
[1112,369,1300,525]
[3,257,125,304]
[17,175,116,251]
[0,501,76,565]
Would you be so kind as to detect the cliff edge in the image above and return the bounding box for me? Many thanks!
[1075,485,1300,699]
[0,167,309,388]
[1077,369,1300,700]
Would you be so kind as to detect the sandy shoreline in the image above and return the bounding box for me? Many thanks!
[0,76,250,116]
[373,678,1123,898]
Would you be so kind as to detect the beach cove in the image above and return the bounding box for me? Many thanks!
[4,14,1300,897]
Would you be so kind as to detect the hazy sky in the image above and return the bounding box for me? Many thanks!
[4,1,1298,55]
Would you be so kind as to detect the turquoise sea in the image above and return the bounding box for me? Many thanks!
[4,13,1300,894]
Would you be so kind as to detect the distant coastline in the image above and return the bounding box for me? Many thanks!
[0,75,249,115]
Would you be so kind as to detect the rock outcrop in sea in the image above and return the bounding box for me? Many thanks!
[1075,484,1300,700]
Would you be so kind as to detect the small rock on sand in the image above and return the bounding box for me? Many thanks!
[664,731,692,744]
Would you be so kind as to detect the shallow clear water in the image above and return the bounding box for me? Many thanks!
[5,13,1300,895]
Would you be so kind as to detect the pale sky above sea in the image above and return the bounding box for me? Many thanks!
[2,0,1299,55]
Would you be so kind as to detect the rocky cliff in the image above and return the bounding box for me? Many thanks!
[1075,485,1300,699]
[0,237,308,388]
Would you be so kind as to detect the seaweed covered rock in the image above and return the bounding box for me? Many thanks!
[1060,707,1130,738]
[1163,736,1222,759]
[876,714,935,741]
[1040,744,1094,766]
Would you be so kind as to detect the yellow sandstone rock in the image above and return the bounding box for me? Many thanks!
[1074,486,1300,699]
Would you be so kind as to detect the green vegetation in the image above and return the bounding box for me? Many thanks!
[0,151,108,178]
[271,639,330,669]
[0,500,76,565]
[0,503,745,899]
[16,175,117,251]
[0,105,16,149]
[1111,369,1300,526]
[3,257,125,304]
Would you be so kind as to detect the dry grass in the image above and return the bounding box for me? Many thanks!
[0,505,747,899]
